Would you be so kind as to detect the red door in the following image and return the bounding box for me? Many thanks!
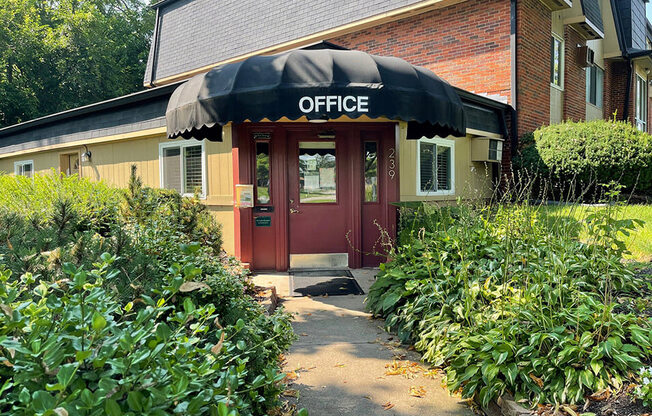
[287,130,351,258]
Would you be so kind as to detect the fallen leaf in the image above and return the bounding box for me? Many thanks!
[363,395,372,400]
[0,304,11,317]
[300,333,308,337]
[1,360,12,368]
[561,405,577,416]
[281,389,299,398]
[423,369,438,379]
[283,371,299,383]
[53,408,68,416]
[334,363,346,368]
[382,402,395,410]
[179,281,210,292]
[385,361,424,378]
[588,389,611,402]
[409,386,426,398]
[529,373,544,388]
[305,313,312,316]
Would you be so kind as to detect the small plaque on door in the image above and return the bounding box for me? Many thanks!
[255,216,272,227]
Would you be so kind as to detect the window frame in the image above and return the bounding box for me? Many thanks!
[158,139,207,197]
[254,140,272,206]
[585,64,604,109]
[635,74,648,132]
[14,160,34,177]
[416,136,455,197]
[550,34,565,90]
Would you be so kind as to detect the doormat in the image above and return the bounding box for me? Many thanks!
[290,270,364,296]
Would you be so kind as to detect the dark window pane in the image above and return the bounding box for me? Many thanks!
[256,142,271,204]
[436,145,451,191]
[419,141,435,192]
[299,142,336,203]
[364,142,378,202]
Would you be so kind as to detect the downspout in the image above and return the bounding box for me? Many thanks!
[510,0,518,154]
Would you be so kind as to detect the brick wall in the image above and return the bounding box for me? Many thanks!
[563,27,587,121]
[516,0,551,136]
[329,0,512,101]
[603,60,632,122]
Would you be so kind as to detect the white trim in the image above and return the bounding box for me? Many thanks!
[14,159,34,177]
[158,139,207,197]
[550,33,565,91]
[416,136,455,196]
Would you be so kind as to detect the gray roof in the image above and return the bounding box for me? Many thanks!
[581,0,604,34]
[144,0,426,84]
[0,85,176,156]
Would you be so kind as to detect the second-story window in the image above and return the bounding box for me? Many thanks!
[550,35,564,89]
[636,75,648,132]
[586,65,604,108]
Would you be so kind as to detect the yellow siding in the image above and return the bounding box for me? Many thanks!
[0,128,236,254]
[398,122,494,202]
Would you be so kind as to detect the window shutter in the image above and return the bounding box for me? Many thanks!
[163,147,182,193]
[184,145,203,194]
[419,142,435,192]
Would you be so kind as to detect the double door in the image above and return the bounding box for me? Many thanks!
[238,123,398,271]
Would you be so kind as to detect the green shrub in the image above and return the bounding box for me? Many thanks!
[0,253,293,416]
[520,120,652,197]
[367,200,650,407]
[0,171,296,415]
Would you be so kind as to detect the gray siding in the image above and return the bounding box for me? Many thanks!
[144,0,426,84]
[614,0,648,50]
[581,0,604,33]
[0,93,171,156]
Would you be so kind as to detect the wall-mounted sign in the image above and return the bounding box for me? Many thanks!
[299,95,369,114]
[252,132,271,140]
[235,184,254,208]
[255,216,272,227]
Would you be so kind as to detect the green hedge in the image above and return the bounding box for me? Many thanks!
[515,120,652,197]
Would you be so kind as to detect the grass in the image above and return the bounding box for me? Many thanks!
[540,204,652,262]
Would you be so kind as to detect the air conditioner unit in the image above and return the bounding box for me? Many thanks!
[577,46,595,68]
[471,137,503,163]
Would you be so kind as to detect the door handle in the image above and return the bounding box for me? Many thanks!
[290,208,300,214]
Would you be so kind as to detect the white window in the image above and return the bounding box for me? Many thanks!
[585,65,604,108]
[551,35,564,89]
[636,75,648,132]
[159,140,206,196]
[14,160,34,178]
[417,137,455,196]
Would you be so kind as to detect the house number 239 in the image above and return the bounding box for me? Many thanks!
[388,148,396,179]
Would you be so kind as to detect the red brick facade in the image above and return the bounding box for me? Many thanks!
[329,0,512,101]
[563,27,587,122]
[515,0,551,136]
[603,60,630,122]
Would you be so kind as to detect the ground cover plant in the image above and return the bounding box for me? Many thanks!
[0,170,295,415]
[368,186,651,410]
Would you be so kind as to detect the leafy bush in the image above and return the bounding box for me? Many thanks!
[0,253,292,415]
[368,199,650,407]
[516,120,652,197]
[0,171,296,415]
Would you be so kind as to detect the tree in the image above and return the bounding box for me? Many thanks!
[0,0,154,127]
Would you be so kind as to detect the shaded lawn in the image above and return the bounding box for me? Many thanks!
[539,204,652,262]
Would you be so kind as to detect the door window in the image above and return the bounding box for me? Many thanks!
[364,141,378,202]
[299,141,336,203]
[255,141,271,204]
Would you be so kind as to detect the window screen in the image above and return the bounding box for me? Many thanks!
[419,141,435,192]
[436,145,451,191]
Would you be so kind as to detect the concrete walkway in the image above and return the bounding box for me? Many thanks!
[263,269,475,416]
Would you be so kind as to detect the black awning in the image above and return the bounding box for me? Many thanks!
[166,49,466,140]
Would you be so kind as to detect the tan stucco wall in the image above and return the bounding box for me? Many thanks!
[0,127,236,255]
